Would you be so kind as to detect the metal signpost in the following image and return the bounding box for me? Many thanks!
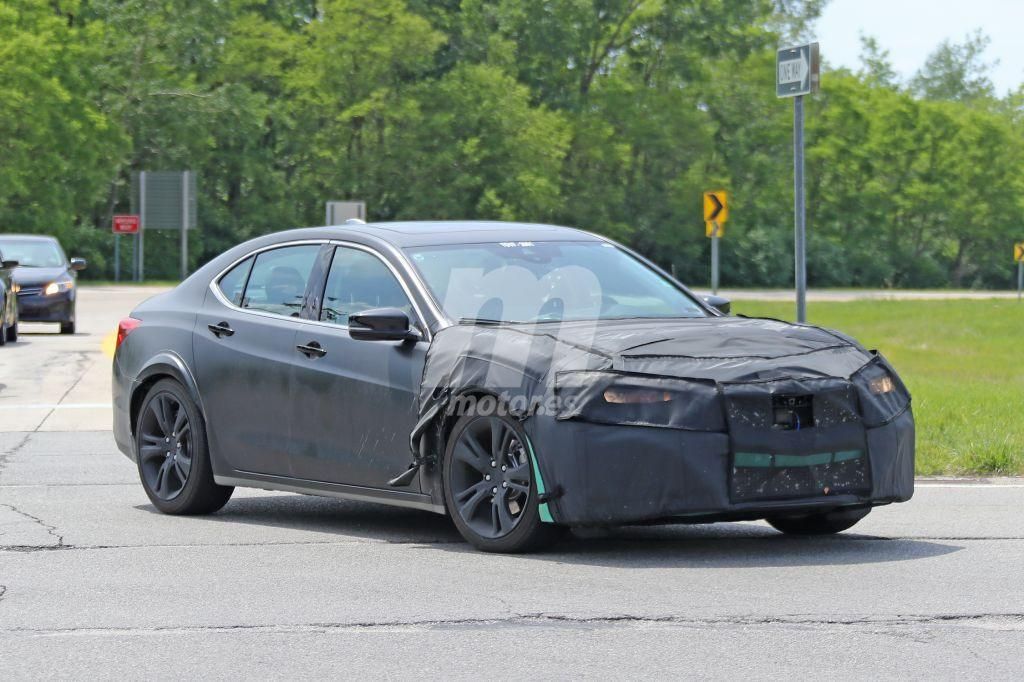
[1015,242,1024,301]
[111,215,141,282]
[703,191,728,294]
[777,42,819,323]
[325,201,366,225]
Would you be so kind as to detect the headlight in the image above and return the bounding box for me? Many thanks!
[555,371,724,431]
[44,280,74,296]
[852,355,910,427]
[868,374,895,395]
[603,387,673,404]
[9,282,19,294]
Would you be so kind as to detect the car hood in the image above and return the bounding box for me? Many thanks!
[12,267,69,287]
[418,315,875,415]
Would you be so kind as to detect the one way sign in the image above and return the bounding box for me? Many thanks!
[777,43,820,98]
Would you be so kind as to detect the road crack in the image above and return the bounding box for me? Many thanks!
[4,612,1023,636]
[0,503,65,549]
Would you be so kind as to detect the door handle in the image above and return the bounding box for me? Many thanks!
[208,322,235,338]
[296,341,327,358]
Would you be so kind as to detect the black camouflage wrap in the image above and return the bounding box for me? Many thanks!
[416,316,914,525]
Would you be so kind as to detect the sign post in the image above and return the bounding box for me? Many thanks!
[777,42,819,323]
[703,191,728,294]
[111,215,140,283]
[1015,242,1024,301]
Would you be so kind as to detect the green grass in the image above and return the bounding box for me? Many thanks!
[731,300,1024,475]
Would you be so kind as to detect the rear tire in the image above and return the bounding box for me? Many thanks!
[443,409,562,553]
[767,507,870,535]
[135,379,233,515]
[6,322,17,343]
[60,321,75,335]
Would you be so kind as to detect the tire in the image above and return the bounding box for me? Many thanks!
[60,321,75,335]
[767,506,870,535]
[6,321,17,343]
[135,379,233,515]
[443,409,562,553]
[0,320,6,347]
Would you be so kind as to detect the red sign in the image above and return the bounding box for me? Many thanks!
[112,214,140,235]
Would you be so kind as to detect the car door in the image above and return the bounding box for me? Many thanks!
[287,243,427,489]
[193,242,324,477]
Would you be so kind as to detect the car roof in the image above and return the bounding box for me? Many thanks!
[313,221,604,248]
[0,234,59,242]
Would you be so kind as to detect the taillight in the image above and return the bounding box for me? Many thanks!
[116,317,142,349]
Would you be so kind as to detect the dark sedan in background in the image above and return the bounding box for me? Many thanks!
[0,235,86,334]
[112,221,914,552]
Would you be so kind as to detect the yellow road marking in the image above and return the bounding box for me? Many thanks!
[101,330,117,358]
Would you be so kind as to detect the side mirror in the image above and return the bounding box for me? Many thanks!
[349,307,420,342]
[70,257,87,271]
[1,260,18,270]
[703,295,731,315]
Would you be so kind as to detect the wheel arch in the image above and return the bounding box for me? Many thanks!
[129,353,206,438]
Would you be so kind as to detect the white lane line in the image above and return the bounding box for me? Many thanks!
[0,403,113,410]
[916,483,1024,488]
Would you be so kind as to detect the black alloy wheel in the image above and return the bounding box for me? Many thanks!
[443,410,561,552]
[135,379,233,514]
[138,391,193,501]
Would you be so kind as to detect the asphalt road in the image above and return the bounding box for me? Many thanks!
[1,286,1022,679]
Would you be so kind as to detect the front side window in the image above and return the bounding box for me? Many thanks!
[240,245,320,317]
[320,247,413,326]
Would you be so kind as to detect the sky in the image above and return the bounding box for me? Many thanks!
[813,0,1024,95]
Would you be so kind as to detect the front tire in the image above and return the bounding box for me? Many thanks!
[767,507,870,535]
[135,379,233,515]
[443,410,561,553]
[60,320,75,335]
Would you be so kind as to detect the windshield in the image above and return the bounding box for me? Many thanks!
[0,239,65,268]
[405,241,707,323]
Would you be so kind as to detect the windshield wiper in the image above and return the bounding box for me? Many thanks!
[458,317,522,326]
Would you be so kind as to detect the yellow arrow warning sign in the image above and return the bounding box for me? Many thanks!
[703,191,728,224]
[1015,242,1024,263]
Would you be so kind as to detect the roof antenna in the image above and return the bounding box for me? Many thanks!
[344,218,366,225]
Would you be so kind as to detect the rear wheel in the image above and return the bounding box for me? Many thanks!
[443,410,561,553]
[767,507,870,535]
[135,379,233,515]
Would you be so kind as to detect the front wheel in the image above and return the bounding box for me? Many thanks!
[443,411,561,553]
[135,379,233,515]
[767,507,870,535]
[60,321,75,335]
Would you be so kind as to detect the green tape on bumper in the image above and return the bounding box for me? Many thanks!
[525,438,554,523]
[735,450,863,468]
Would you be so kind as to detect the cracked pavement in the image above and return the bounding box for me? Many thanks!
[1,287,1023,679]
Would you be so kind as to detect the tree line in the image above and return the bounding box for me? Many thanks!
[1,0,1021,288]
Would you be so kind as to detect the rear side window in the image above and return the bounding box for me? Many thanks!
[320,246,413,326]
[217,256,254,307]
[239,245,320,317]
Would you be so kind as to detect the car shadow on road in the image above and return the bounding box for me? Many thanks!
[154,494,962,569]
